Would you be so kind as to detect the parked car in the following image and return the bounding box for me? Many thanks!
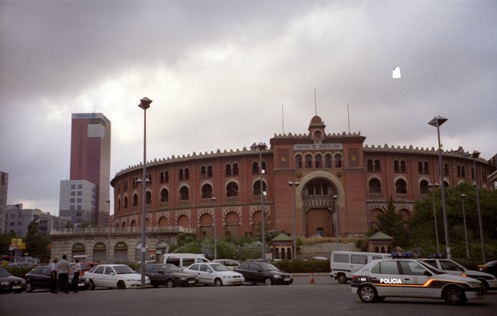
[24,265,90,292]
[478,260,497,278]
[183,262,244,286]
[142,263,198,288]
[234,262,293,286]
[0,267,26,293]
[420,258,497,293]
[351,258,485,305]
[213,259,240,270]
[85,264,150,289]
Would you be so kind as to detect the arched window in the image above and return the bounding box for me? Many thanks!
[146,191,152,204]
[201,166,207,178]
[179,187,189,200]
[253,180,267,196]
[419,180,430,194]
[124,196,128,209]
[395,179,407,194]
[295,155,303,168]
[325,154,332,168]
[367,159,374,172]
[418,161,423,174]
[179,169,184,181]
[252,161,259,174]
[400,161,407,173]
[201,184,213,199]
[335,154,342,168]
[225,164,232,176]
[207,166,213,178]
[374,160,381,172]
[315,154,322,168]
[227,182,239,197]
[444,163,449,176]
[233,163,239,176]
[305,154,312,168]
[160,188,169,202]
[394,160,400,173]
[368,178,382,194]
[133,193,138,207]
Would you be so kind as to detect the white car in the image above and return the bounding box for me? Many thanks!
[351,258,485,305]
[183,262,244,286]
[85,264,150,289]
[421,258,497,293]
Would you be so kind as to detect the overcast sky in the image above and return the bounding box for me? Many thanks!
[1,0,496,216]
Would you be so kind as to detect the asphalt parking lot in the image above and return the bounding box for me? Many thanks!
[1,274,495,316]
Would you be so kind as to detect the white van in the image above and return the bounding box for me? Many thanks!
[163,253,211,269]
[330,251,391,284]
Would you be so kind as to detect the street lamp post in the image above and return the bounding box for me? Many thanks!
[461,194,469,260]
[428,116,450,258]
[332,195,338,250]
[288,181,300,260]
[472,151,486,263]
[252,142,267,261]
[211,196,217,260]
[138,97,152,289]
[429,182,440,254]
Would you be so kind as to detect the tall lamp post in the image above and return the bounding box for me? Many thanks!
[332,195,338,250]
[138,97,152,289]
[211,196,217,260]
[472,151,486,263]
[288,181,300,260]
[429,182,440,254]
[461,194,469,260]
[428,116,450,258]
[252,142,267,261]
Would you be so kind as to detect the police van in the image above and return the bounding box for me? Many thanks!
[330,251,391,284]
[162,253,211,270]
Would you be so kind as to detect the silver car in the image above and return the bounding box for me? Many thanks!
[351,259,485,305]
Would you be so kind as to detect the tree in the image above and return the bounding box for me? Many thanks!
[25,220,51,261]
[376,197,408,247]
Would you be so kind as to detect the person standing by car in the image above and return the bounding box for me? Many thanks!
[58,254,70,293]
[50,257,59,294]
[71,258,81,293]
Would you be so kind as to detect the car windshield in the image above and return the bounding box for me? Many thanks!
[418,261,444,275]
[0,268,12,277]
[259,263,278,271]
[164,264,181,272]
[113,265,135,274]
[211,263,230,272]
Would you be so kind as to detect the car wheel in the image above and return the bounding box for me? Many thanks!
[337,274,347,284]
[264,278,273,286]
[89,280,95,290]
[214,278,223,286]
[117,281,127,289]
[26,283,33,293]
[443,285,466,305]
[358,284,378,303]
[165,279,174,288]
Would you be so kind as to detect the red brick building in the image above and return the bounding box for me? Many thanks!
[110,115,493,243]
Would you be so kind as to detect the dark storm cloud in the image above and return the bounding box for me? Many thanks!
[0,0,495,213]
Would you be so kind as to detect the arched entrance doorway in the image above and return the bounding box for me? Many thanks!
[302,177,339,237]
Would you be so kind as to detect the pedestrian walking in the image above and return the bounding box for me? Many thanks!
[71,258,81,293]
[58,254,70,293]
[50,257,59,294]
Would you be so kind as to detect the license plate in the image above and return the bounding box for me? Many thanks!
[284,278,291,281]
[188,280,195,284]
[78,283,84,286]
[12,286,21,289]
